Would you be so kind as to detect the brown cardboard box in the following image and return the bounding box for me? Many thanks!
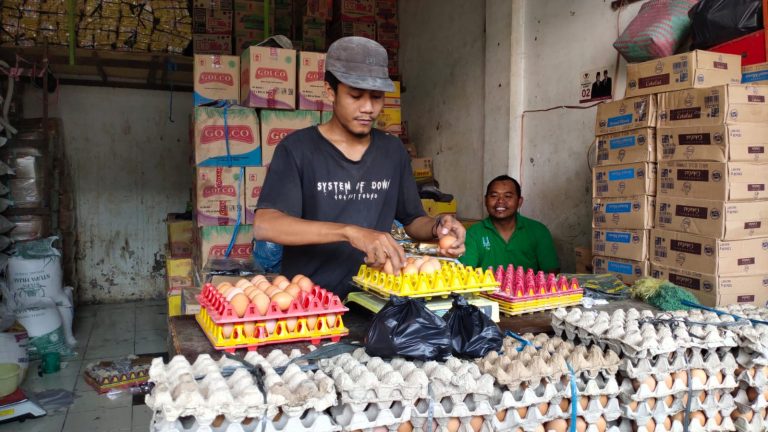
[197,225,254,266]
[195,167,244,226]
[625,50,741,98]
[411,158,433,179]
[651,263,768,307]
[335,0,375,21]
[743,62,768,86]
[194,0,233,9]
[166,214,194,258]
[193,107,261,166]
[651,228,768,275]
[592,228,649,261]
[306,0,333,19]
[259,110,321,166]
[656,196,768,240]
[592,162,656,198]
[244,166,267,224]
[166,257,194,296]
[193,55,239,105]
[658,85,768,128]
[595,95,656,136]
[302,17,327,51]
[658,161,768,201]
[298,52,332,111]
[235,30,267,56]
[658,124,768,162]
[595,128,656,166]
[193,9,233,34]
[193,35,233,55]
[422,199,457,218]
[592,195,655,230]
[593,256,649,285]
[574,247,593,273]
[240,46,297,110]
[182,286,202,315]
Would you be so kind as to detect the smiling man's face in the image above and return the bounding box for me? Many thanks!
[485,179,523,222]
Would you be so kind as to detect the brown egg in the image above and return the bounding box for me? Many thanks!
[538,402,549,415]
[732,409,754,422]
[271,292,294,311]
[276,279,290,290]
[714,371,723,384]
[646,398,656,410]
[285,317,298,332]
[243,322,256,338]
[236,279,253,289]
[244,286,258,296]
[221,323,234,338]
[599,395,608,408]
[272,275,289,286]
[575,417,587,432]
[438,235,457,250]
[469,416,483,432]
[543,419,568,432]
[663,374,673,389]
[579,396,589,410]
[712,411,723,425]
[225,287,245,301]
[230,293,250,318]
[382,259,394,275]
[632,376,656,392]
[559,398,570,411]
[285,284,302,298]
[690,411,705,426]
[307,315,318,331]
[264,286,281,297]
[252,293,271,315]
[672,411,684,423]
[212,415,226,427]
[516,406,528,418]
[673,370,687,385]
[265,319,277,334]
[217,282,233,293]
[396,422,413,432]
[292,274,305,284]
[256,280,272,291]
[633,418,654,432]
[405,257,416,265]
[495,409,507,422]
[664,395,673,407]
[662,417,671,430]
[446,417,460,432]
[221,285,237,296]
[297,277,314,292]
[628,400,638,411]
[691,369,707,386]
[250,275,267,285]
[403,263,419,275]
[326,313,338,328]
[596,416,607,432]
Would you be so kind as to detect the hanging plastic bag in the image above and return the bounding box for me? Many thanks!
[253,240,283,274]
[443,294,503,358]
[364,296,451,361]
[613,0,699,63]
[690,0,763,49]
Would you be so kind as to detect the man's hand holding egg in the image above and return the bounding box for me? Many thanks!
[434,215,466,258]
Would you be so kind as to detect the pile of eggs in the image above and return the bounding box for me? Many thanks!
[378,256,444,275]
[215,274,316,318]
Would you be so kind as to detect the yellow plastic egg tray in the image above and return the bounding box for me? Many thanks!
[486,292,584,317]
[352,262,499,300]
[196,307,349,353]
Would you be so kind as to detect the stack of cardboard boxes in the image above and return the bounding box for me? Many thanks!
[193,0,234,55]
[234,0,276,55]
[165,214,194,316]
[591,94,657,285]
[636,53,768,307]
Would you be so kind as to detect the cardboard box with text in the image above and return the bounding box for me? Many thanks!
[596,128,656,166]
[298,51,332,111]
[595,95,657,136]
[658,124,768,162]
[658,161,768,201]
[651,263,768,307]
[166,214,194,258]
[244,166,268,224]
[193,55,239,106]
[195,167,244,226]
[658,85,768,128]
[194,107,261,166]
[592,228,649,261]
[197,225,254,267]
[240,46,297,109]
[593,195,655,230]
[193,35,233,55]
[593,256,649,285]
[656,196,768,240]
[259,110,321,166]
[593,162,656,198]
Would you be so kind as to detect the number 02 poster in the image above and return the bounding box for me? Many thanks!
[579,66,614,103]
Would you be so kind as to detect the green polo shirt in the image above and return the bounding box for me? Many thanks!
[459,214,560,272]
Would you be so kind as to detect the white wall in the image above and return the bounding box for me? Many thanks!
[399,0,487,219]
[24,86,192,303]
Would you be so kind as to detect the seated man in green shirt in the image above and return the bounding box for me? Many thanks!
[459,175,560,273]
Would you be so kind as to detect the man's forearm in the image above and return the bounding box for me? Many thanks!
[404,215,438,242]
[253,208,351,245]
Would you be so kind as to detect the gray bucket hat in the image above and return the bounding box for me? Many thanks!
[325,36,394,93]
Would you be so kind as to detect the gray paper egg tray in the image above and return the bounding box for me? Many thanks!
[491,394,622,431]
[329,399,411,432]
[620,390,736,424]
[150,408,341,432]
[616,417,735,432]
[618,372,738,401]
[732,409,768,432]
[622,349,738,380]
[408,398,495,432]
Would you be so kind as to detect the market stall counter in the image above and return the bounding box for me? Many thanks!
[169,299,652,362]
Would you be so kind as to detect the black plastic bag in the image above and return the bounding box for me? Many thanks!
[690,0,763,49]
[364,295,451,361]
[443,294,503,358]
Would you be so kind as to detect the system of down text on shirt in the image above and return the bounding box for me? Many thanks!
[316,178,392,201]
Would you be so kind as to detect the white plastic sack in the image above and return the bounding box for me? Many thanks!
[57,286,76,347]
[16,298,75,360]
[0,331,29,385]
[7,237,68,308]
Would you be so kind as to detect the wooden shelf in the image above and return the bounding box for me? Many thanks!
[0,46,193,92]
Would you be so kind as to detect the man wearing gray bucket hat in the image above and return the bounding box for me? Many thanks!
[253,37,466,298]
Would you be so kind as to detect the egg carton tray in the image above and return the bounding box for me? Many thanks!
[329,400,412,432]
[621,391,736,423]
[735,348,768,369]
[422,358,496,402]
[618,372,738,401]
[732,408,768,432]
[493,395,622,430]
[352,263,498,300]
[492,407,620,432]
[406,414,495,432]
[616,417,736,432]
[734,387,768,412]
[319,351,428,405]
[622,349,739,379]
[491,381,567,410]
[492,294,585,317]
[198,283,349,324]
[151,409,341,432]
[196,309,348,353]
[736,365,768,388]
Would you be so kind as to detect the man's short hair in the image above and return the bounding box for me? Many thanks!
[486,175,521,197]
[325,71,340,93]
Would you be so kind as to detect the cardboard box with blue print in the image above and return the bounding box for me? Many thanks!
[651,263,768,307]
[592,162,656,198]
[655,196,768,240]
[422,199,457,218]
[193,55,240,106]
[592,228,648,261]
[593,256,649,285]
[658,85,768,128]
[650,228,768,276]
[658,161,768,201]
[658,124,768,163]
[595,128,656,166]
[625,50,742,98]
[594,95,656,136]
[742,62,768,86]
[592,195,654,230]
[194,107,261,166]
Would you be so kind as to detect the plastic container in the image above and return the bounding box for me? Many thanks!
[0,363,20,397]
[352,263,498,300]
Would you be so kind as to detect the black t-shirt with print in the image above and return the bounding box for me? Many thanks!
[257,126,426,297]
